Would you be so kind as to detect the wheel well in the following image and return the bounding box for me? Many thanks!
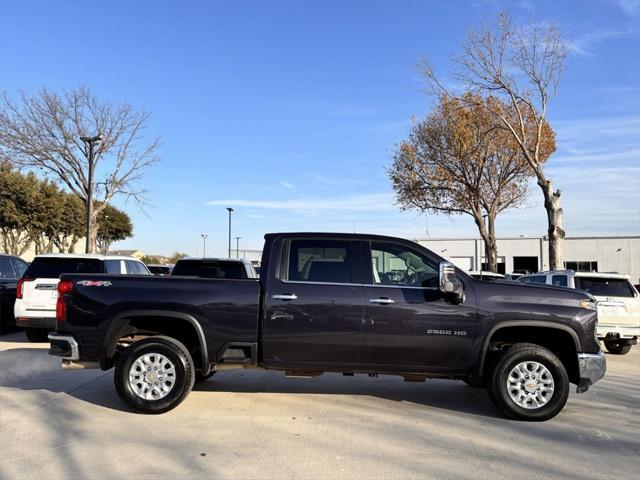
[104,316,206,373]
[483,326,579,385]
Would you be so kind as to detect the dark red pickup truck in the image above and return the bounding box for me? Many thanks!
[48,232,605,420]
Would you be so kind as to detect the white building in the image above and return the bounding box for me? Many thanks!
[415,235,640,282]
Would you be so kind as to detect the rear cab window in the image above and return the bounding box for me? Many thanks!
[172,260,248,279]
[575,277,636,298]
[286,239,352,284]
[24,257,103,278]
[552,275,568,287]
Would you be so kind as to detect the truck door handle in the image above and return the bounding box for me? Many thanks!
[272,294,298,301]
[369,297,395,305]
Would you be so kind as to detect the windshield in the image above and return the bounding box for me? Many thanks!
[23,257,103,278]
[171,260,247,279]
[575,277,635,298]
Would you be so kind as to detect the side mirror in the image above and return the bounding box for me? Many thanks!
[439,262,464,304]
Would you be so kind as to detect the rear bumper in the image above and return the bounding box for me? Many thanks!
[16,317,56,329]
[597,325,639,340]
[48,333,79,360]
[576,352,606,393]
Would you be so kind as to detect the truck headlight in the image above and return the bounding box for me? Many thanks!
[580,299,597,311]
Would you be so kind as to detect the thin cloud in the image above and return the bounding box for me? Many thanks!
[280,180,296,192]
[205,193,396,212]
[566,29,636,57]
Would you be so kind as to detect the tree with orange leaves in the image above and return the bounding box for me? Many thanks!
[389,93,555,272]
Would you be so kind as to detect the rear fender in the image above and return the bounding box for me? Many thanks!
[100,310,209,374]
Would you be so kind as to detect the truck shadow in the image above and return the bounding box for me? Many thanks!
[0,347,500,417]
[194,369,503,419]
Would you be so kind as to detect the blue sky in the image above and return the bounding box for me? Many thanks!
[1,0,639,257]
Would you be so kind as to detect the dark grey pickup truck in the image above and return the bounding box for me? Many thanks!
[48,232,605,420]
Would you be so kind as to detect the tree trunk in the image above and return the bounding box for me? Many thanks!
[473,212,498,273]
[539,178,565,270]
[485,214,498,273]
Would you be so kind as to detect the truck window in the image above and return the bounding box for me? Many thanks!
[171,260,247,278]
[574,277,635,298]
[287,239,351,284]
[134,262,151,275]
[552,275,568,287]
[24,257,103,278]
[0,257,15,279]
[104,260,122,274]
[370,242,438,288]
[522,275,546,284]
[12,258,28,277]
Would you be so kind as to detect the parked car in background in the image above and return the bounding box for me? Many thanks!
[520,270,639,355]
[171,257,257,279]
[147,264,174,275]
[0,253,29,334]
[505,272,525,281]
[468,271,505,281]
[15,254,151,342]
[49,232,605,420]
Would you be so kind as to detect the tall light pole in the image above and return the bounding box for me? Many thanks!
[200,234,208,257]
[234,236,241,258]
[226,207,234,258]
[80,134,103,253]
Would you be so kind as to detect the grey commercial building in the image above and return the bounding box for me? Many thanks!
[414,235,640,282]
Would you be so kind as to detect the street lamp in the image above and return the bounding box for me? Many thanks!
[80,133,103,253]
[226,207,234,258]
[200,234,208,257]
[234,236,241,258]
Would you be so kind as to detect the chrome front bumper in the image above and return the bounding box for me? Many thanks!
[576,352,606,393]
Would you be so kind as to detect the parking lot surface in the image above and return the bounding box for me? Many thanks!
[0,331,638,480]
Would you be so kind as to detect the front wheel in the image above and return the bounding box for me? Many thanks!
[114,336,195,414]
[488,343,569,421]
[604,339,632,355]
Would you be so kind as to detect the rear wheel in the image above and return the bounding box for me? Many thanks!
[114,336,195,414]
[604,339,632,355]
[25,328,49,343]
[488,343,569,421]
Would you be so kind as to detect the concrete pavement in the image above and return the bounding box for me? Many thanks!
[0,331,638,479]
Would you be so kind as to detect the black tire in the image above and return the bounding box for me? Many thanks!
[25,328,49,343]
[195,370,216,383]
[114,336,195,414]
[604,340,632,355]
[488,343,569,421]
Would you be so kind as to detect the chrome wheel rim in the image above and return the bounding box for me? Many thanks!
[506,361,554,409]
[128,353,177,401]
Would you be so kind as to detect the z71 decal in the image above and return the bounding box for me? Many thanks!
[77,280,112,287]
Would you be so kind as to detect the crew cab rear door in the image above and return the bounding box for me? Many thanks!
[361,240,476,370]
[262,237,365,366]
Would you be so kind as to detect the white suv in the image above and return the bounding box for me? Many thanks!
[15,254,151,342]
[520,270,639,354]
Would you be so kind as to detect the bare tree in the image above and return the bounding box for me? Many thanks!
[0,87,159,253]
[390,93,554,272]
[420,13,569,269]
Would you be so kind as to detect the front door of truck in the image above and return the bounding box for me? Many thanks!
[262,238,365,366]
[361,241,476,370]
